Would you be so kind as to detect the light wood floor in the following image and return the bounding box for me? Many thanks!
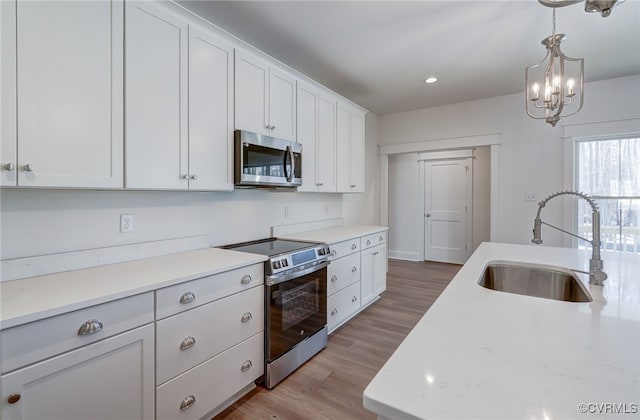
[214,259,460,420]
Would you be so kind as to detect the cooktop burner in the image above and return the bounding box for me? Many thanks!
[222,238,317,257]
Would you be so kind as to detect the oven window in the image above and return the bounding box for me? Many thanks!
[279,280,319,330]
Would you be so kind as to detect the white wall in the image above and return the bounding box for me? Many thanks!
[0,117,380,262]
[380,75,640,254]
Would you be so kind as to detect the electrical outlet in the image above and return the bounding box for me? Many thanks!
[525,192,537,202]
[324,204,329,215]
[284,206,290,219]
[120,214,134,233]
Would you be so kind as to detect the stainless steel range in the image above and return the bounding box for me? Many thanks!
[223,238,330,389]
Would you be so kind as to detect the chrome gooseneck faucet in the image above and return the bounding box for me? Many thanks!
[532,190,608,285]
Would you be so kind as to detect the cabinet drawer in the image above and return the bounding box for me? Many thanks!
[1,292,154,374]
[156,263,263,319]
[329,238,360,260]
[361,231,387,249]
[327,281,361,333]
[327,252,360,296]
[156,285,264,385]
[156,332,264,420]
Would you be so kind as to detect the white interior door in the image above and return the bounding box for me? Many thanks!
[424,158,472,264]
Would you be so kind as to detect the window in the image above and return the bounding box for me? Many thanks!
[576,136,640,254]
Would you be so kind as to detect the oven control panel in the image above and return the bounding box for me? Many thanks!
[268,245,331,276]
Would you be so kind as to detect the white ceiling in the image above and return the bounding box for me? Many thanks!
[177,0,640,115]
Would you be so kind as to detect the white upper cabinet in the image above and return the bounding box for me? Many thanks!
[235,49,297,141]
[317,93,337,192]
[336,102,365,193]
[188,26,234,191]
[296,82,319,192]
[125,1,188,190]
[3,0,123,188]
[125,3,233,191]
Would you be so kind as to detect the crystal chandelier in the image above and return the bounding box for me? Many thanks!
[525,8,584,127]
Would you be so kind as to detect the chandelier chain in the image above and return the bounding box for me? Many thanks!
[552,8,556,35]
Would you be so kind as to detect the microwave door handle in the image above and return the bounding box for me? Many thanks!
[285,145,294,182]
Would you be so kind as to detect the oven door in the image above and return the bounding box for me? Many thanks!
[266,264,327,362]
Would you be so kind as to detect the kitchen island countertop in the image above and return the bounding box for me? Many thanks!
[364,242,640,420]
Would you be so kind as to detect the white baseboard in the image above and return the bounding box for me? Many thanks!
[388,250,422,261]
[1,235,209,282]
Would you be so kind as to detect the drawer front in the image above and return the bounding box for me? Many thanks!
[327,281,361,332]
[156,263,263,319]
[1,292,154,374]
[361,231,387,250]
[156,332,264,420]
[327,252,360,295]
[329,238,360,260]
[156,285,264,385]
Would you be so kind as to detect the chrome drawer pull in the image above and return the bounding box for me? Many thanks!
[241,275,252,285]
[351,266,357,273]
[180,292,196,304]
[366,240,371,245]
[331,275,337,282]
[241,312,253,323]
[331,308,338,316]
[351,244,357,250]
[180,336,196,350]
[352,296,358,303]
[241,360,253,372]
[180,395,196,410]
[77,319,103,336]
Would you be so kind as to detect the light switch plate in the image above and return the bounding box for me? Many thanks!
[525,192,537,202]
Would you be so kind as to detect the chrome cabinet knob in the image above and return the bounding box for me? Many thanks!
[352,296,358,303]
[23,163,35,172]
[180,292,196,304]
[379,236,383,241]
[77,319,103,336]
[351,266,357,273]
[350,184,356,188]
[180,336,196,350]
[366,240,371,246]
[182,174,190,180]
[351,244,357,250]
[331,275,337,282]
[373,251,379,256]
[241,275,252,285]
[241,312,253,323]
[331,308,338,316]
[190,174,197,180]
[7,394,20,404]
[180,395,196,410]
[241,360,253,372]
[330,250,337,256]
[3,163,15,172]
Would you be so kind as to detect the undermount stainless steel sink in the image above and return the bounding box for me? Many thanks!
[478,262,593,303]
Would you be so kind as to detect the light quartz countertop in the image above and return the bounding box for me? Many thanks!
[280,225,388,244]
[364,242,640,420]
[0,248,266,329]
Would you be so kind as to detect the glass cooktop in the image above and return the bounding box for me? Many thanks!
[222,238,317,257]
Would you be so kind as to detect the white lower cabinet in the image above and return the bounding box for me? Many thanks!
[1,324,155,420]
[156,332,264,420]
[361,243,387,305]
[327,281,361,333]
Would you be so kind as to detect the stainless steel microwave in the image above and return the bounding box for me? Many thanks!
[234,130,302,189]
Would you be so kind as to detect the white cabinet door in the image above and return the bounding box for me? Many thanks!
[296,82,319,192]
[14,0,123,188]
[125,1,188,190]
[1,324,155,420]
[1,0,17,186]
[373,243,387,296]
[235,50,269,136]
[360,246,375,305]
[350,110,365,192]
[268,67,296,141]
[335,102,352,192]
[188,26,234,191]
[317,93,337,192]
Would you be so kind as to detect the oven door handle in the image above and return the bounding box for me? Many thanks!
[266,260,330,285]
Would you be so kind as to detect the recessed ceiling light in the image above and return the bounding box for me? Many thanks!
[424,77,438,84]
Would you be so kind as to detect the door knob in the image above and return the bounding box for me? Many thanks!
[425,213,431,218]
